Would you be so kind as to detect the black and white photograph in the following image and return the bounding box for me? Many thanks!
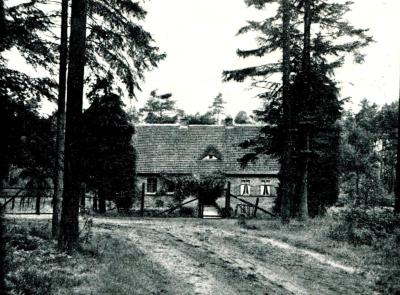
[0,0,399,294]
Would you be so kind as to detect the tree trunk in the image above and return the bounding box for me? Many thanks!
[298,0,312,221]
[35,193,41,215]
[298,133,310,220]
[93,193,98,211]
[58,0,87,251]
[395,73,400,213]
[280,0,293,224]
[52,0,68,239]
[98,189,106,214]
[0,209,6,295]
[355,171,360,205]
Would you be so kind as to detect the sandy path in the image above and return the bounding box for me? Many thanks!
[93,218,371,294]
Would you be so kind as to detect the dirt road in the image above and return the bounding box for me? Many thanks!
[93,218,372,295]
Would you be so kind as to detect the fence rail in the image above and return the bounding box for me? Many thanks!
[1,181,277,218]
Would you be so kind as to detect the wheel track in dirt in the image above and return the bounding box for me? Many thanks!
[93,219,373,294]
[157,225,373,295]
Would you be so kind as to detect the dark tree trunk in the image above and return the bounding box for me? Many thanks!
[395,77,400,213]
[58,0,87,251]
[98,189,106,214]
[35,193,41,215]
[52,0,69,239]
[298,0,312,221]
[93,193,98,211]
[280,0,294,224]
[0,209,6,295]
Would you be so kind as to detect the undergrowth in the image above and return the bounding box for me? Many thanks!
[3,220,98,295]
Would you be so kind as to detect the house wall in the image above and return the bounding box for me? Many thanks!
[226,176,279,197]
[136,174,279,209]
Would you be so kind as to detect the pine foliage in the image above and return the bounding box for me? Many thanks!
[86,0,166,97]
[82,77,136,210]
[224,0,372,216]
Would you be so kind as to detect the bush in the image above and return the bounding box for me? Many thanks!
[155,199,164,208]
[328,207,400,246]
[179,207,194,217]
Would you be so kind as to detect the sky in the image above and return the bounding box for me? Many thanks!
[133,0,400,117]
[5,0,400,117]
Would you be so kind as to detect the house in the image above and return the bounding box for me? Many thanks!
[133,123,280,205]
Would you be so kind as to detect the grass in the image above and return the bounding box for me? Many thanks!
[238,212,400,294]
[3,212,400,294]
[3,218,190,295]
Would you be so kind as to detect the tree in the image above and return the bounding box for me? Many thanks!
[0,1,57,184]
[209,93,226,124]
[234,111,251,124]
[85,0,165,98]
[279,0,294,223]
[396,85,400,213]
[52,0,68,239]
[140,90,181,123]
[0,2,7,292]
[340,104,382,206]
[82,77,136,213]
[183,112,217,125]
[58,0,88,251]
[223,0,372,218]
[375,103,397,193]
[0,208,5,295]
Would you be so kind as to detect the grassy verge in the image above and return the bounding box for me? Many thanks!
[240,211,400,294]
[3,218,189,295]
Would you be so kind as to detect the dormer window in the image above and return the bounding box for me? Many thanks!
[200,145,222,161]
[202,155,219,161]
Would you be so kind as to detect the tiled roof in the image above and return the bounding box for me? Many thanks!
[134,124,279,175]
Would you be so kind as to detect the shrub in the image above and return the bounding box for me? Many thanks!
[155,199,164,208]
[328,207,400,246]
[179,207,194,217]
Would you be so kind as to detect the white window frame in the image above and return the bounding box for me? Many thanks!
[260,184,271,196]
[202,155,219,161]
[240,180,251,196]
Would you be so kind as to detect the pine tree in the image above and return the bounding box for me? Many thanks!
[209,93,226,124]
[0,209,5,295]
[82,76,136,213]
[52,0,68,239]
[395,83,400,213]
[140,90,180,123]
[224,0,372,218]
[58,0,88,251]
[85,0,165,97]
[0,1,57,184]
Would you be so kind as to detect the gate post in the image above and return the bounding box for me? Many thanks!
[140,183,145,217]
[225,181,231,217]
[253,197,259,218]
[35,191,41,215]
[198,195,203,218]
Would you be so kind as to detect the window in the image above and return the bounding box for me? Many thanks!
[260,180,272,196]
[200,145,221,161]
[240,180,251,196]
[147,177,157,194]
[202,155,219,160]
[260,185,271,196]
[166,182,175,194]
